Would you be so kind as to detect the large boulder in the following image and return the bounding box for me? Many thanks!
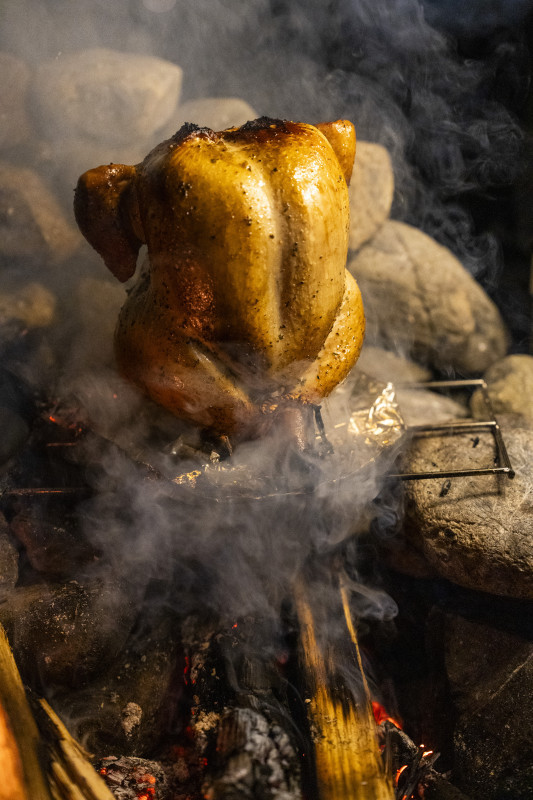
[348,220,508,374]
[32,48,183,145]
[354,344,431,385]
[400,416,533,599]
[0,163,80,265]
[444,614,533,799]
[472,354,533,420]
[0,579,141,688]
[0,53,32,150]
[0,514,18,599]
[0,282,56,328]
[348,141,394,252]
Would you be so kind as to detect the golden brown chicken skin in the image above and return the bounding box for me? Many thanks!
[74,118,364,440]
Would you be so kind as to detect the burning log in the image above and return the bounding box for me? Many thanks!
[0,622,114,800]
[294,573,394,800]
[0,623,51,799]
[176,614,303,800]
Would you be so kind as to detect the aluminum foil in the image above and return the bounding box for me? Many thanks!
[146,371,407,502]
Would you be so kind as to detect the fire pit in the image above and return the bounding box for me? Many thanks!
[1,2,532,799]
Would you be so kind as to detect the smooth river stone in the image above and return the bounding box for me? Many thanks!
[401,415,533,600]
[349,220,508,374]
[349,141,394,251]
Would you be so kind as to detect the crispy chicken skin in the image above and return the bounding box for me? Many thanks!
[74,118,364,439]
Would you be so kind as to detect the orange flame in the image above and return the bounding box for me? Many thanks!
[371,700,403,729]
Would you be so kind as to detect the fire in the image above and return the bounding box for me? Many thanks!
[137,789,155,800]
[395,764,408,785]
[371,700,403,730]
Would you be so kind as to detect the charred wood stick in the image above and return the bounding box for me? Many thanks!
[418,771,473,800]
[0,622,115,800]
[293,573,394,800]
[0,622,53,799]
[32,699,116,800]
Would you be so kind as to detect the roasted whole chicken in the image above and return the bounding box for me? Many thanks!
[74,117,364,442]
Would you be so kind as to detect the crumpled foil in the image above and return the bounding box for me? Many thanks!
[152,371,407,502]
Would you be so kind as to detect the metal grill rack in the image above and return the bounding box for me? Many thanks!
[390,378,515,481]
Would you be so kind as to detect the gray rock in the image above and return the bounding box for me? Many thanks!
[0,282,56,328]
[472,354,533,420]
[0,406,29,466]
[349,221,508,374]
[401,416,533,599]
[164,96,257,134]
[0,579,140,688]
[9,504,98,576]
[396,387,469,428]
[354,344,431,385]
[32,48,183,146]
[0,53,32,150]
[56,617,180,758]
[0,513,18,598]
[444,614,533,799]
[0,163,80,264]
[349,141,394,252]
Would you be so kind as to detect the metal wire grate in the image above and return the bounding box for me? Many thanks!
[389,379,515,481]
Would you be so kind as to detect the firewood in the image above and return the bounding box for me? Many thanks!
[0,622,115,800]
[34,699,116,800]
[178,615,303,800]
[0,623,53,799]
[294,575,394,800]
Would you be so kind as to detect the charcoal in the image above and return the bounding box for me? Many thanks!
[0,579,140,689]
[204,707,301,800]
[380,722,472,799]
[399,416,533,599]
[98,755,168,800]
[174,615,302,800]
[443,613,533,799]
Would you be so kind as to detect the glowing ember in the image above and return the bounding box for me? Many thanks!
[395,764,408,786]
[371,700,403,730]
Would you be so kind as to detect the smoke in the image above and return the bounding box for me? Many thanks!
[0,0,531,719]
[2,0,528,288]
